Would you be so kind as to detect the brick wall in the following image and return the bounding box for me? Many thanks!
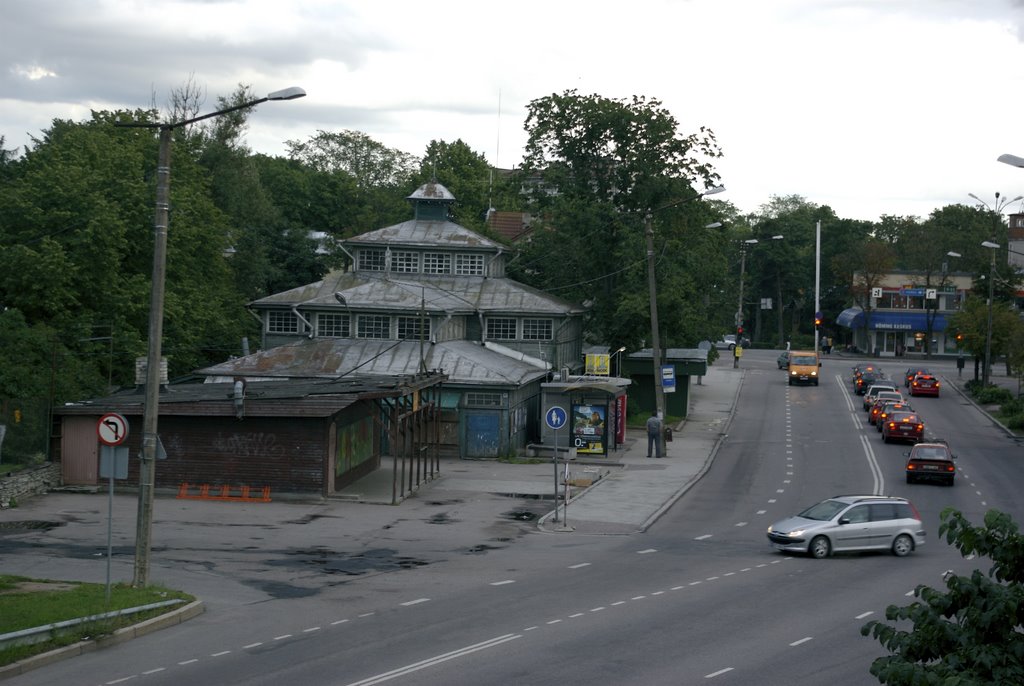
[0,463,61,508]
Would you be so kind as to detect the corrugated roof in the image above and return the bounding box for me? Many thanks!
[198,338,549,387]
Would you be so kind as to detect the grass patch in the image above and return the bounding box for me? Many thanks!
[0,575,193,666]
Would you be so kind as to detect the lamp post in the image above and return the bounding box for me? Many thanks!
[734,238,758,367]
[611,346,627,378]
[116,86,305,587]
[981,240,1000,386]
[645,184,725,455]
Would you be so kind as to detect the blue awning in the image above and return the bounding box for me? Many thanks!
[835,308,947,332]
[836,307,863,328]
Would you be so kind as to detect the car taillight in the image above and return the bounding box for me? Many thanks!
[946,465,955,472]
[907,463,916,470]
[888,422,895,429]
[935,382,940,388]
[909,501,922,521]
[916,424,923,431]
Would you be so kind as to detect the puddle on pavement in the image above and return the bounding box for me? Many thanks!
[271,547,429,576]
[0,520,63,535]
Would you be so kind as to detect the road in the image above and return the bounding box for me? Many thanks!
[4,351,1022,685]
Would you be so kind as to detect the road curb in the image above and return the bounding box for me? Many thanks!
[942,374,1020,440]
[0,600,205,680]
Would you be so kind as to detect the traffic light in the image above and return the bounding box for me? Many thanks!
[955,331,964,343]
[814,315,822,327]
[737,326,744,335]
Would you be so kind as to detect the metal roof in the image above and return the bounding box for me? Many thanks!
[250,270,583,315]
[198,338,549,387]
[55,374,445,418]
[343,219,505,251]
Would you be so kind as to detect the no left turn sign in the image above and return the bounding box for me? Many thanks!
[97,413,129,446]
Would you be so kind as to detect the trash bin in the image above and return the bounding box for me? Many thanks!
[664,426,673,442]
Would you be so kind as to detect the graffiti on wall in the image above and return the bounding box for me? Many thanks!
[337,415,374,477]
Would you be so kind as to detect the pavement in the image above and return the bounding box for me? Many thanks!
[333,362,743,534]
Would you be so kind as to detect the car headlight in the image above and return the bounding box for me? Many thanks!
[786,529,805,537]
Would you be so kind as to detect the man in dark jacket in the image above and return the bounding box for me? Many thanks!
[646,413,663,458]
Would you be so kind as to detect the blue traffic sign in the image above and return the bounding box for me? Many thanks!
[545,406,567,429]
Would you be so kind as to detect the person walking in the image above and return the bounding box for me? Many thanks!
[646,412,663,458]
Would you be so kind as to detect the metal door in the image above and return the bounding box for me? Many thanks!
[464,411,502,458]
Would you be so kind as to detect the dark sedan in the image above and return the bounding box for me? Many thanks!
[905,442,956,485]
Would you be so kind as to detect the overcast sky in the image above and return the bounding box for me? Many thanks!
[5,0,1024,222]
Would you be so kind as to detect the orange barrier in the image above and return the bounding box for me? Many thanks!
[176,482,271,502]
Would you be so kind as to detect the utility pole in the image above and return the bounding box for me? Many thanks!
[645,213,666,457]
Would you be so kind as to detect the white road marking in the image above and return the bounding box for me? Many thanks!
[756,510,767,514]
[547,619,562,624]
[211,650,231,657]
[689,581,702,586]
[304,626,322,632]
[706,576,719,581]
[568,562,591,569]
[524,626,538,631]
[705,667,735,678]
[735,522,748,527]
[243,642,263,649]
[490,580,515,586]
[768,499,777,503]
[637,548,657,554]
[273,634,292,641]
[632,595,647,600]
[612,600,627,605]
[331,619,349,626]
[178,659,199,665]
[591,606,606,611]
[401,598,430,606]
[695,534,713,540]
[342,633,522,686]
[671,586,685,590]
[855,611,874,619]
[790,637,813,646]
[142,668,165,675]
[569,613,584,618]
[359,613,375,618]
[652,591,665,596]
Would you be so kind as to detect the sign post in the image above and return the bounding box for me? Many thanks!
[97,414,129,603]
[545,407,567,523]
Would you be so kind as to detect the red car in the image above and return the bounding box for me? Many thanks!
[876,401,914,432]
[909,374,940,397]
[905,442,956,486]
[882,412,924,444]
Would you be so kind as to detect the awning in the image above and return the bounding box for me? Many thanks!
[836,307,863,328]
[835,308,947,332]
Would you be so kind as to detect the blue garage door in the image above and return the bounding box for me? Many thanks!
[465,411,502,458]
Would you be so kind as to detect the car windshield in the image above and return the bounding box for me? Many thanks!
[791,355,816,365]
[912,446,949,459]
[797,499,848,521]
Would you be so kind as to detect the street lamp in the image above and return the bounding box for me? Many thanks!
[116,86,306,587]
[645,184,725,454]
[981,240,1000,386]
[998,153,1024,168]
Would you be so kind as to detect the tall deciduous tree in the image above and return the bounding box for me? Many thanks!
[862,508,1024,684]
[513,90,723,349]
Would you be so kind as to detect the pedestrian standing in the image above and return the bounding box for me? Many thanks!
[646,412,663,458]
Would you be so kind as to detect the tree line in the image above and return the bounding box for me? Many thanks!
[1,87,1020,460]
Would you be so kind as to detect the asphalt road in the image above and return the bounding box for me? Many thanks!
[4,350,1022,685]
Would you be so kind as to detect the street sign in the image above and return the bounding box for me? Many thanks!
[97,413,128,446]
[661,365,676,393]
[545,406,567,430]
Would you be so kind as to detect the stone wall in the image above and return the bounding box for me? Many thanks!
[0,463,61,508]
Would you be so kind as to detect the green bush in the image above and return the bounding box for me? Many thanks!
[1005,414,1024,430]
[976,386,1013,405]
[964,378,985,395]
[1000,398,1024,417]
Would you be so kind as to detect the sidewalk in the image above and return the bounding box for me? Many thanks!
[337,364,743,535]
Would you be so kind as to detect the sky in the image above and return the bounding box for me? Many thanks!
[6,0,1024,223]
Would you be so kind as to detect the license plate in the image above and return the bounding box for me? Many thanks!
[921,464,939,470]
[899,426,914,432]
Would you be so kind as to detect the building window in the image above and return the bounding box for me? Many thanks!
[268,310,300,334]
[357,314,390,339]
[318,313,350,338]
[522,318,553,340]
[359,249,385,272]
[455,253,485,276]
[486,317,517,340]
[397,315,430,340]
[466,392,502,407]
[423,252,451,274]
[391,250,420,273]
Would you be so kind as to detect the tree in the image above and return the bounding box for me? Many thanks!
[862,508,1024,684]
[409,139,511,233]
[834,238,895,353]
[513,90,723,350]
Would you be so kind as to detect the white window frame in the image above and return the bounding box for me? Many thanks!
[357,314,391,339]
[423,252,451,274]
[358,248,385,272]
[522,318,553,341]
[455,253,485,276]
[267,310,300,334]
[486,317,517,340]
[317,313,350,338]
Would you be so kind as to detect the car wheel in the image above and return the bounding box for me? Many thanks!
[788,379,792,386]
[814,380,819,386]
[891,534,913,557]
[882,434,890,443]
[809,536,831,559]
[947,477,955,487]
[906,474,913,484]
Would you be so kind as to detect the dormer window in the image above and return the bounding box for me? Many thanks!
[392,250,419,273]
[455,254,485,276]
[268,310,300,334]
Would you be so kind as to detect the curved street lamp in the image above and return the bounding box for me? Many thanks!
[116,86,306,587]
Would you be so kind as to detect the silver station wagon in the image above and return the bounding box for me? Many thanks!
[766,495,926,558]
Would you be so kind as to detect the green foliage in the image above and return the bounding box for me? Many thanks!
[999,397,1024,417]
[976,385,1014,405]
[1005,414,1024,430]
[861,508,1024,684]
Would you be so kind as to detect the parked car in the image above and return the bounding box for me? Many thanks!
[777,351,791,369]
[766,494,925,558]
[882,411,924,444]
[909,373,940,397]
[904,367,930,387]
[876,401,914,432]
[905,442,956,485]
[714,335,738,350]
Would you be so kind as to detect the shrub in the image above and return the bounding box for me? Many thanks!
[976,386,1013,405]
[1000,398,1024,417]
[964,378,985,395]
[1006,414,1024,430]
